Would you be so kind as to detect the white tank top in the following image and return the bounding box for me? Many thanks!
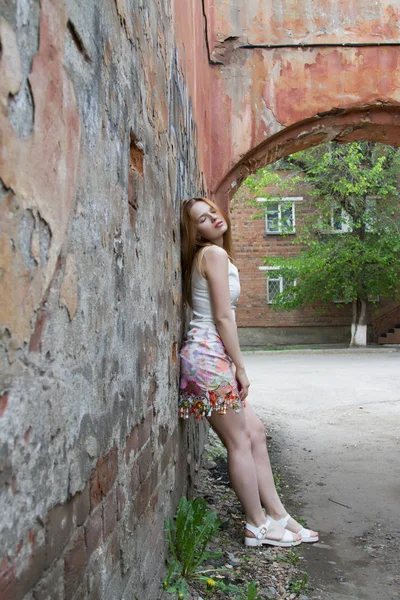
[189,247,240,331]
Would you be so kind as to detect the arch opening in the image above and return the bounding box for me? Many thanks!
[228,121,400,349]
[214,105,400,210]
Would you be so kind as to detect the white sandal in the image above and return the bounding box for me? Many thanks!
[266,513,319,543]
[245,518,301,547]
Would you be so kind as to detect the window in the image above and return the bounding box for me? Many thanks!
[328,197,379,233]
[365,196,377,232]
[259,266,296,304]
[330,207,352,233]
[257,197,302,234]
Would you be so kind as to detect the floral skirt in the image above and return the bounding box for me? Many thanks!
[179,326,245,420]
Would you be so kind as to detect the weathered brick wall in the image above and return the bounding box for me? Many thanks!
[0,1,208,598]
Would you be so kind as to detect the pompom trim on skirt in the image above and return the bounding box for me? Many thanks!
[178,378,245,420]
[178,328,246,421]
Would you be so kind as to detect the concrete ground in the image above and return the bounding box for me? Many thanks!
[244,348,400,600]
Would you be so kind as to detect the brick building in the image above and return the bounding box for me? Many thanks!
[231,175,396,347]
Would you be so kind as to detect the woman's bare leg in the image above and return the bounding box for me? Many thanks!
[207,408,300,542]
[207,408,266,527]
[244,403,318,537]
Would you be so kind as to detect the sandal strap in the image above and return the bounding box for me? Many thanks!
[246,519,298,543]
[245,518,271,540]
[298,527,312,538]
[281,529,298,543]
[267,513,291,528]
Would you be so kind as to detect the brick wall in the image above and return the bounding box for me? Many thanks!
[0,418,191,600]
[0,1,209,598]
[231,177,375,343]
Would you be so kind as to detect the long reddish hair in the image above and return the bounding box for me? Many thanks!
[180,197,234,307]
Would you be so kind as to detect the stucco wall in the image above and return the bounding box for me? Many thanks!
[0,1,209,598]
[205,0,400,205]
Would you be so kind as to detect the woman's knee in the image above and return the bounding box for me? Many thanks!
[208,409,252,451]
[250,417,267,448]
[225,426,252,453]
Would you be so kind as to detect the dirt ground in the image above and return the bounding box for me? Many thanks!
[245,349,400,600]
[192,433,313,600]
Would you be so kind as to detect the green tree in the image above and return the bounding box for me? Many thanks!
[242,142,400,346]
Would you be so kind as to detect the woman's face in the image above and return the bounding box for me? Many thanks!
[189,201,228,245]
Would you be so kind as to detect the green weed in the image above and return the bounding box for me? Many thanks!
[273,468,282,491]
[276,548,300,566]
[163,498,263,599]
[163,497,221,597]
[288,573,309,595]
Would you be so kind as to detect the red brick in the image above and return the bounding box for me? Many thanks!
[29,309,47,353]
[232,188,355,330]
[137,410,153,449]
[72,482,90,527]
[0,557,17,600]
[161,436,176,474]
[130,461,139,495]
[116,484,126,521]
[90,446,118,510]
[150,464,159,494]
[138,444,153,484]
[0,393,8,417]
[102,491,117,541]
[125,426,139,464]
[147,377,157,406]
[137,477,152,518]
[32,560,64,600]
[18,545,47,597]
[158,425,169,446]
[128,203,137,230]
[85,505,102,559]
[87,566,103,600]
[104,530,120,573]
[45,502,73,569]
[64,530,87,600]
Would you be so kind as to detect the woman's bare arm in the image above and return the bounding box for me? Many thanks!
[202,247,249,398]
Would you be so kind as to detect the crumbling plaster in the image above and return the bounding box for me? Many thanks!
[1,0,207,597]
[204,0,400,205]
[206,0,400,51]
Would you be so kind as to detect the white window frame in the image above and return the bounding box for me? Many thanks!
[365,196,378,232]
[330,206,352,233]
[259,266,297,304]
[256,197,302,235]
[329,196,378,234]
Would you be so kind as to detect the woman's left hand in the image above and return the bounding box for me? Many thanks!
[236,367,250,401]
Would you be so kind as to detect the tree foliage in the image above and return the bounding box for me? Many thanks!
[242,142,400,312]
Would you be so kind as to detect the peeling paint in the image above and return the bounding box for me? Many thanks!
[210,44,400,204]
[206,0,400,53]
[0,1,80,347]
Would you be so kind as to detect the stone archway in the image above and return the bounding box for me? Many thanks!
[213,105,400,209]
[221,107,400,348]
[203,1,400,207]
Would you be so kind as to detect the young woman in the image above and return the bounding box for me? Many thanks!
[179,197,318,548]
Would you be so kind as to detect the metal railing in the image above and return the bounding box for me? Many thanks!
[372,304,400,341]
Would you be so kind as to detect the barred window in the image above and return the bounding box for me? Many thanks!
[259,267,296,304]
[267,275,294,304]
[256,197,301,235]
